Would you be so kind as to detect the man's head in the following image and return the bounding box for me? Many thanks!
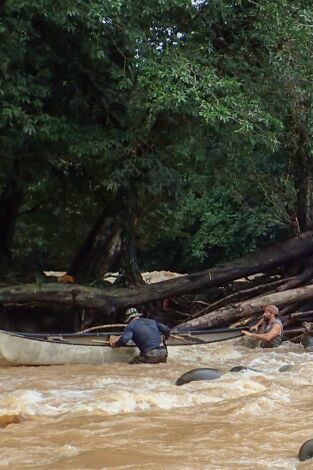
[263,304,279,320]
[124,307,142,323]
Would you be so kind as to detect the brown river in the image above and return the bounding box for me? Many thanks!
[1,339,313,469]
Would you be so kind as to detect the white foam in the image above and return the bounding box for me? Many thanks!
[170,341,244,366]
[0,390,43,415]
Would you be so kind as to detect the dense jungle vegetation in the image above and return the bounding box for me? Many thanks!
[1,0,313,282]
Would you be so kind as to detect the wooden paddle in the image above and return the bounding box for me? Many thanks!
[91,339,110,344]
[170,334,193,344]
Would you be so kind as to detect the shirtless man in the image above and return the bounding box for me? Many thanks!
[241,304,283,348]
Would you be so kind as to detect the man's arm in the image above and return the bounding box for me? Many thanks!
[110,325,133,348]
[241,323,281,342]
[156,321,170,340]
[250,317,264,332]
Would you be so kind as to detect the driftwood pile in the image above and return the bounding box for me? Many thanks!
[1,231,313,335]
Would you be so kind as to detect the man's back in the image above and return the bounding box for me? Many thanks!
[121,317,170,353]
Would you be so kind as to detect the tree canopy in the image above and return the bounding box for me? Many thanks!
[1,0,313,278]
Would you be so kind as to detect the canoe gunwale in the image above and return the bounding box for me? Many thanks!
[0,328,243,366]
[1,329,243,348]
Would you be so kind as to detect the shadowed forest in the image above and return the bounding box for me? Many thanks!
[1,0,313,332]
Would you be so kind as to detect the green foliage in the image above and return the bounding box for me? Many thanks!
[1,0,313,272]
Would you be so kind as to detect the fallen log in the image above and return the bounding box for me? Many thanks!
[277,264,313,291]
[0,284,119,314]
[279,303,302,316]
[290,310,313,319]
[189,276,293,318]
[1,231,313,318]
[174,285,313,331]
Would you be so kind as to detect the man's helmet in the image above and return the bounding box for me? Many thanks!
[125,307,142,323]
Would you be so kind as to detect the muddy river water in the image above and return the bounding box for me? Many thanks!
[1,339,313,469]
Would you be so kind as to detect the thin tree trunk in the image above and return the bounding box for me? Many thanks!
[289,98,313,231]
[276,264,313,291]
[0,176,23,268]
[68,208,122,281]
[119,220,145,287]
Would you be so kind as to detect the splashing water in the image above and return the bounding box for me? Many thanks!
[0,340,312,469]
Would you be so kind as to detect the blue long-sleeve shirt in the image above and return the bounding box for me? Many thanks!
[115,317,170,354]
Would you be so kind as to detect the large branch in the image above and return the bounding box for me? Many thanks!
[126,230,313,301]
[1,231,313,313]
[174,284,313,331]
[0,284,118,313]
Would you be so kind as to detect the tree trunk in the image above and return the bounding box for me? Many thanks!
[289,98,313,231]
[174,285,313,331]
[296,161,313,231]
[0,283,118,314]
[191,276,293,316]
[68,208,122,281]
[1,231,313,318]
[3,282,313,330]
[276,263,313,291]
[119,220,145,287]
[68,193,144,284]
[0,175,23,269]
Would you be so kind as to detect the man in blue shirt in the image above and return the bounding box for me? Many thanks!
[109,307,170,364]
